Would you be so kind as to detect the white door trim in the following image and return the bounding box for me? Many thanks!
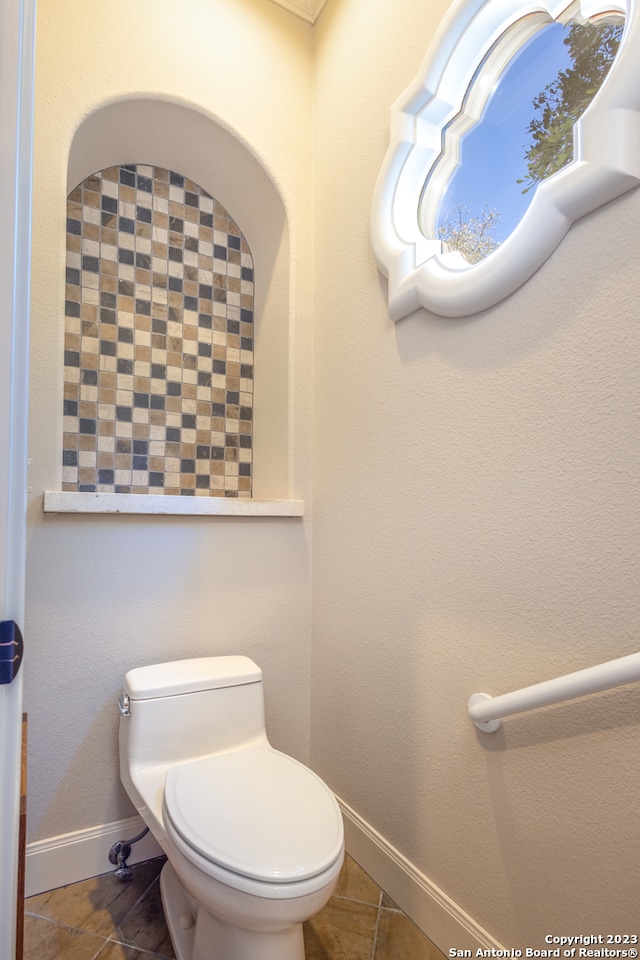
[0,0,35,956]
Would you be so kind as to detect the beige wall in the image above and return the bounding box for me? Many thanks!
[311,0,640,947]
[25,0,640,948]
[26,0,314,839]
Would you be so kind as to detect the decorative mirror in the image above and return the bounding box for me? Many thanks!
[371,0,639,319]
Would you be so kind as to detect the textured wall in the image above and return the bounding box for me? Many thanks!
[26,0,640,947]
[26,0,313,841]
[311,0,640,947]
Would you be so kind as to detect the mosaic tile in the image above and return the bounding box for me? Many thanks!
[63,165,254,497]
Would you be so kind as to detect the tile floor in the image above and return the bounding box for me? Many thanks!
[25,854,447,960]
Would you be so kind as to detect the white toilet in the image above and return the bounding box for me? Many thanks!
[118,655,344,960]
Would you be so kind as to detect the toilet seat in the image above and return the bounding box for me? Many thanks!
[163,746,343,884]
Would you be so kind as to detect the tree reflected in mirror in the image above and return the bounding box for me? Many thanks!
[519,20,623,192]
[438,203,503,263]
[432,13,624,264]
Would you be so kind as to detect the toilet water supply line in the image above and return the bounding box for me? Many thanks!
[468,650,640,732]
[109,826,150,880]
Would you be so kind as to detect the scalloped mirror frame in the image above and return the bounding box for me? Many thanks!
[371,0,640,319]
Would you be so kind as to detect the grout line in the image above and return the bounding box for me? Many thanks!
[106,913,176,958]
[104,936,175,960]
[23,913,110,960]
[104,864,175,959]
[92,932,173,960]
[25,866,171,960]
[370,888,384,960]
[24,910,109,941]
[111,868,164,939]
[26,856,430,960]
[331,892,383,909]
[90,935,113,960]
[25,913,172,960]
[89,944,104,960]
[24,915,173,960]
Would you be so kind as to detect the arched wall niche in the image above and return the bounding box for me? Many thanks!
[67,97,291,500]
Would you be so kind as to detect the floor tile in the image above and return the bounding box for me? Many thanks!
[304,895,379,960]
[374,908,447,960]
[26,858,165,939]
[114,876,175,958]
[24,913,106,960]
[380,891,399,909]
[24,853,446,960]
[332,854,381,906]
[93,941,163,959]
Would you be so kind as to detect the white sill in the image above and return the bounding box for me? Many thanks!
[43,491,304,517]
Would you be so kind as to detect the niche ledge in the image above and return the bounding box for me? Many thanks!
[43,491,304,517]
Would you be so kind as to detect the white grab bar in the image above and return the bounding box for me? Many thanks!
[468,651,640,732]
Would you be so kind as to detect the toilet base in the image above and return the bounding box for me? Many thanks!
[160,861,306,960]
[160,862,196,960]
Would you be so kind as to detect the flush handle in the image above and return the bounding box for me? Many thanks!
[0,620,24,685]
[118,693,131,717]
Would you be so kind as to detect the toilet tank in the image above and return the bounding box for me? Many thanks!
[119,656,268,766]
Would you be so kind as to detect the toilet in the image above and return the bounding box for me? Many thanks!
[118,655,344,960]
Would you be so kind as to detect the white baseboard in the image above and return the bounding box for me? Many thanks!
[25,815,164,897]
[337,796,504,954]
[27,798,504,954]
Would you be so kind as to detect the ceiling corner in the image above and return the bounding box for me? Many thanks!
[266,0,328,25]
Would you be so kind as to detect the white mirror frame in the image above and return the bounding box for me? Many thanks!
[371,0,640,319]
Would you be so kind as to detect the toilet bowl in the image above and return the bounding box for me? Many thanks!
[118,656,344,960]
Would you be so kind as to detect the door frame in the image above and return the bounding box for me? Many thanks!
[0,0,35,956]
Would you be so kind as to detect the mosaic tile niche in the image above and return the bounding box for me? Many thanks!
[62,164,254,497]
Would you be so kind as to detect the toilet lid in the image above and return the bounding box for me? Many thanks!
[163,746,343,883]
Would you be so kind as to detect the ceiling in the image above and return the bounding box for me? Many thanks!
[267,0,328,23]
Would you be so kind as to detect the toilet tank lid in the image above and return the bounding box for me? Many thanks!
[123,656,262,700]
